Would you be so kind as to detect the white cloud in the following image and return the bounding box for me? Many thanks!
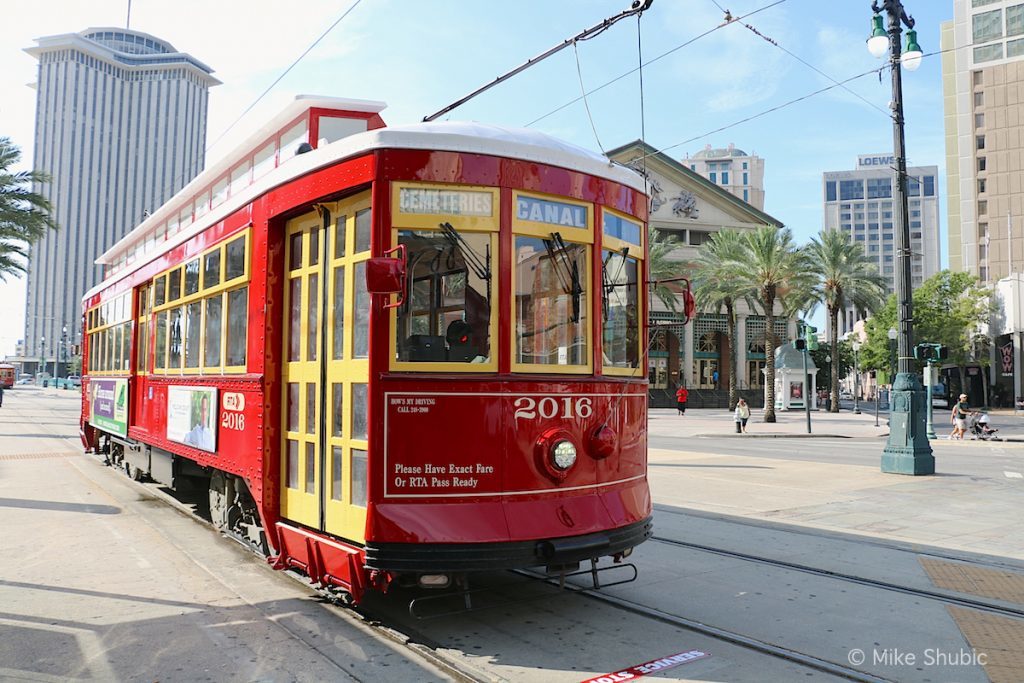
[658,0,795,112]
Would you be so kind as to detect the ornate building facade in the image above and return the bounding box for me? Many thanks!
[608,141,794,407]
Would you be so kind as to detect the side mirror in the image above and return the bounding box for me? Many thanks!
[365,245,406,309]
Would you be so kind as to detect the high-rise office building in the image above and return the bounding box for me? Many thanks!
[684,144,765,210]
[942,0,1024,283]
[22,28,218,368]
[822,155,941,336]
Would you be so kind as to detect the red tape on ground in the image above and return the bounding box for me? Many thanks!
[579,650,711,683]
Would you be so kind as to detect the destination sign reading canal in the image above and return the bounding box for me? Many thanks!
[516,195,588,228]
[398,188,493,216]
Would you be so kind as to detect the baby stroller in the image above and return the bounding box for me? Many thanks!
[969,412,999,440]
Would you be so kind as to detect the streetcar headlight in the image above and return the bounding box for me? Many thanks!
[551,440,577,470]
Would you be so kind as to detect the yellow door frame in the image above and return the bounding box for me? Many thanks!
[280,192,372,544]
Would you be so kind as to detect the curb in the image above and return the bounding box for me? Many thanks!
[693,433,889,439]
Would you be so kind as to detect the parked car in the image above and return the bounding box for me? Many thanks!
[839,390,853,400]
[16,377,32,385]
[66,374,82,387]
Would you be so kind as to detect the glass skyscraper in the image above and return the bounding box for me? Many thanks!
[822,155,941,336]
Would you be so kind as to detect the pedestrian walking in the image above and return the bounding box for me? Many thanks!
[0,383,4,408]
[734,398,750,433]
[950,393,969,440]
[675,385,688,416]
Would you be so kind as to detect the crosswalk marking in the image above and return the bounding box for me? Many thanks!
[1005,471,1023,479]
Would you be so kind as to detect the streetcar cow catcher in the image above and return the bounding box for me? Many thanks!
[81,95,672,604]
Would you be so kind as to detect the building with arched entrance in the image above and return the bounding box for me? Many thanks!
[608,141,795,408]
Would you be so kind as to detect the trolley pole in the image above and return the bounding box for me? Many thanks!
[423,0,654,121]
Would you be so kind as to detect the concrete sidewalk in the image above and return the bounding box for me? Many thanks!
[653,406,1024,440]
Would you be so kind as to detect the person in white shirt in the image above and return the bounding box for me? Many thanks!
[185,394,215,450]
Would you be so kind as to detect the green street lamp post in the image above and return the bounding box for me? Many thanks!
[868,0,934,474]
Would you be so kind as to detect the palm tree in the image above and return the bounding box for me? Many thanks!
[0,137,57,280]
[695,229,751,410]
[732,226,813,423]
[647,228,684,313]
[806,229,886,412]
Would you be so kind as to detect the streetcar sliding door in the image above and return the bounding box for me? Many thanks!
[281,192,370,544]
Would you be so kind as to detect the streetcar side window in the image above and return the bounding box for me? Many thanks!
[184,259,201,297]
[225,286,248,368]
[168,267,182,302]
[600,209,644,374]
[601,250,640,370]
[150,230,250,375]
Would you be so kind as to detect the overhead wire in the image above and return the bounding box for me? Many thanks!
[735,18,890,118]
[206,0,365,154]
[524,0,788,127]
[627,43,958,166]
[573,41,605,154]
[137,0,366,227]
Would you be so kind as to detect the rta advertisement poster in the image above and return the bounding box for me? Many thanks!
[89,378,129,437]
[167,386,218,453]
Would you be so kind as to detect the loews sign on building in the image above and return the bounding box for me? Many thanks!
[857,154,896,168]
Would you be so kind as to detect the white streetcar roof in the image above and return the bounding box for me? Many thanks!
[90,96,646,298]
[361,121,647,193]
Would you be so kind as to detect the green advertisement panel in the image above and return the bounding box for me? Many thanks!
[89,378,129,437]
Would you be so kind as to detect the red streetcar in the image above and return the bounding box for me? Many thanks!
[81,96,655,603]
[0,364,14,389]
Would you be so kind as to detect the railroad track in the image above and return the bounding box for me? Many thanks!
[649,535,1024,621]
[516,568,894,683]
[654,503,1024,573]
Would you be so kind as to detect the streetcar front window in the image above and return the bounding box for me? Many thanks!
[514,236,589,367]
[395,229,492,364]
[602,250,640,370]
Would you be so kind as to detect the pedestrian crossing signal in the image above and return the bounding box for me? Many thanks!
[913,343,947,362]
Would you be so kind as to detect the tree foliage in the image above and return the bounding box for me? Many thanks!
[647,229,685,313]
[810,340,854,391]
[806,229,886,411]
[0,137,57,280]
[860,271,993,385]
[729,226,814,422]
[694,229,752,409]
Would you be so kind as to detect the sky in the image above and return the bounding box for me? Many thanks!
[0,0,956,355]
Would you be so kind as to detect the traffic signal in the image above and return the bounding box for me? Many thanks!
[804,325,819,351]
[795,338,807,351]
[913,343,948,362]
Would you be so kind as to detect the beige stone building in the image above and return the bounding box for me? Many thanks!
[943,0,1024,283]
[608,141,791,407]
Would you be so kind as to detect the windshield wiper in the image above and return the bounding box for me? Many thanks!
[543,232,583,323]
[439,222,491,303]
[602,246,629,321]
